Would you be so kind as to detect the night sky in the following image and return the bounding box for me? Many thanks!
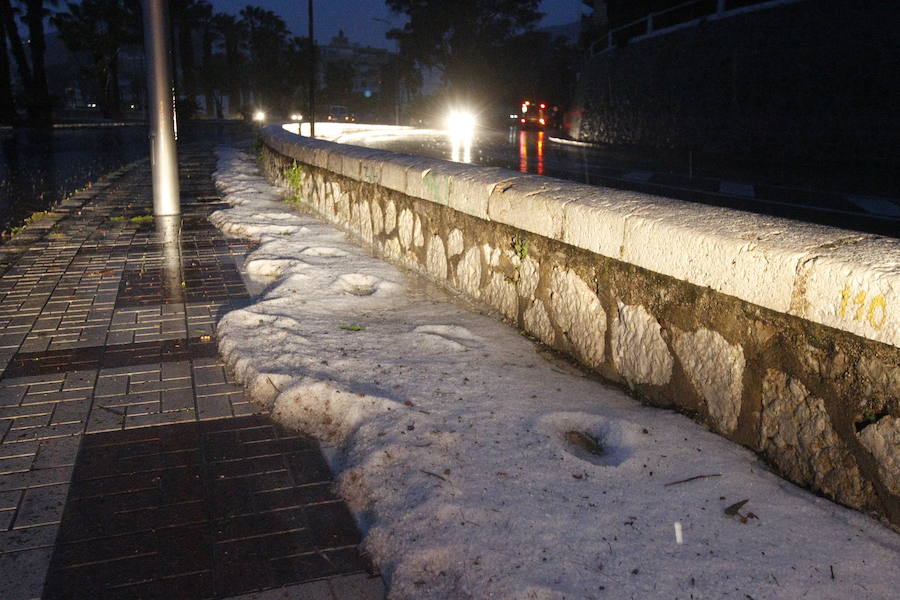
[209,0,589,49]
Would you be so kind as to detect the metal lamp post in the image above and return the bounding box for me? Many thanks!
[141,0,180,216]
[308,0,316,138]
[373,17,401,126]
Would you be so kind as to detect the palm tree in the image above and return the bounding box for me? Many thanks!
[23,0,54,124]
[210,13,246,110]
[0,0,32,121]
[51,0,139,119]
[0,16,14,123]
[239,5,291,112]
[171,0,212,116]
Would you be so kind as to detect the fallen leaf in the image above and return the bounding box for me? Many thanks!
[725,499,749,516]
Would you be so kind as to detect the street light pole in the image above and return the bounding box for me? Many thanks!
[141,0,180,216]
[372,17,400,126]
[308,0,315,138]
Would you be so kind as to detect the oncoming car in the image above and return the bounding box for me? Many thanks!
[326,105,357,122]
[517,101,548,129]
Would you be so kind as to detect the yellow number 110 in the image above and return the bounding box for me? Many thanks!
[839,285,888,330]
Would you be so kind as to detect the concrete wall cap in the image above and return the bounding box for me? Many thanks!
[621,200,853,314]
[792,236,900,347]
[402,157,449,199]
[420,162,472,207]
[562,190,657,258]
[378,154,440,195]
[488,175,573,240]
[449,167,518,221]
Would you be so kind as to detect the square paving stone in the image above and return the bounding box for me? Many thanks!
[44,417,375,599]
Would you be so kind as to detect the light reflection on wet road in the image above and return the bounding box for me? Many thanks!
[354,128,597,182]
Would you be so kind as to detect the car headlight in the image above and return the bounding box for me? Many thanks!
[446,110,476,133]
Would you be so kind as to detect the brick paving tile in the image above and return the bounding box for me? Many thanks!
[0,137,383,599]
[45,419,375,599]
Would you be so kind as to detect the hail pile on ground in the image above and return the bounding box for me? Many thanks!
[210,147,900,600]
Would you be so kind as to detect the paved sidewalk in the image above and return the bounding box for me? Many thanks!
[0,142,384,599]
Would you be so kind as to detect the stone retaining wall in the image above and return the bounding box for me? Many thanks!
[573,2,900,168]
[257,125,900,527]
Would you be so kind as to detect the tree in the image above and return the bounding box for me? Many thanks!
[208,13,246,112]
[239,5,291,112]
[386,0,542,101]
[0,6,14,123]
[495,30,579,108]
[171,0,212,116]
[51,0,140,119]
[22,0,54,124]
[1,0,32,121]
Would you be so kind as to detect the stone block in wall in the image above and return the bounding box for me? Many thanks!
[426,235,448,280]
[383,200,397,235]
[611,303,672,387]
[456,246,482,299]
[524,299,555,347]
[447,229,464,257]
[516,256,540,299]
[311,146,331,170]
[413,215,424,247]
[398,208,415,249]
[371,201,384,236]
[327,150,343,174]
[858,416,900,496]
[406,159,445,200]
[760,370,875,510]
[547,269,607,369]
[485,272,518,321]
[673,328,745,435]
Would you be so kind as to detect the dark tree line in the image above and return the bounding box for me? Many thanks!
[0,0,55,124]
[0,0,582,126]
[0,0,313,125]
[386,0,580,114]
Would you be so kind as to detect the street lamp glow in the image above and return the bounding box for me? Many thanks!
[253,110,266,122]
[446,110,476,134]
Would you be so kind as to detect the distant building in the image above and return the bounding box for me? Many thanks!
[318,30,394,98]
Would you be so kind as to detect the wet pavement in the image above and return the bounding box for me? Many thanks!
[0,126,148,232]
[0,139,384,598]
